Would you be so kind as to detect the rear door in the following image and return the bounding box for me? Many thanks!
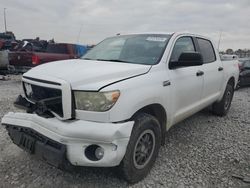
[169,36,204,124]
[196,37,223,104]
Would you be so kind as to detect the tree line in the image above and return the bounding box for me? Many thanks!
[220,49,250,58]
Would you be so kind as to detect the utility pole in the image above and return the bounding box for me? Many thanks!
[4,8,7,33]
[77,24,83,43]
[218,30,222,51]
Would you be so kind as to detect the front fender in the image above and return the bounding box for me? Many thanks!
[102,68,171,126]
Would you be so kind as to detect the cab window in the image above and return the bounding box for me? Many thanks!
[197,38,216,63]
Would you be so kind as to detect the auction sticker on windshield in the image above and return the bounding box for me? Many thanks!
[146,37,167,42]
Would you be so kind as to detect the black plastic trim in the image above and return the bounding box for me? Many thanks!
[4,125,68,168]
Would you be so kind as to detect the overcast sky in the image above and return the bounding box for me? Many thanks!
[0,0,249,50]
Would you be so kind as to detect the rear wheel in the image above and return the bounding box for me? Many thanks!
[212,82,234,116]
[118,113,161,183]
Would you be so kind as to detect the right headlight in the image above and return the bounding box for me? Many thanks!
[74,90,120,112]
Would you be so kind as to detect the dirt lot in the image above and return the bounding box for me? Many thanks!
[0,75,250,188]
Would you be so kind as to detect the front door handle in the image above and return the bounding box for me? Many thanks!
[218,67,224,71]
[163,80,171,87]
[196,70,204,76]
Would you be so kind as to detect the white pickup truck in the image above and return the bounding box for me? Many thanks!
[1,32,239,183]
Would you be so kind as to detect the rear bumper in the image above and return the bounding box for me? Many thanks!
[1,112,134,167]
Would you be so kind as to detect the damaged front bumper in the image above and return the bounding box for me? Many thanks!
[1,112,134,167]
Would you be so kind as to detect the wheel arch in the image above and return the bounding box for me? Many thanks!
[228,76,235,88]
[131,103,167,145]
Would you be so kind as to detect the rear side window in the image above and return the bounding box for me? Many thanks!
[170,37,196,62]
[197,38,216,63]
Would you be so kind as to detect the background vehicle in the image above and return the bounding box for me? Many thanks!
[8,43,90,72]
[0,32,16,50]
[238,58,250,87]
[220,54,238,61]
[0,50,9,71]
[1,32,239,183]
[0,32,16,72]
[13,38,49,52]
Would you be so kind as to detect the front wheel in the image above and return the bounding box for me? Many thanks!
[117,113,161,183]
[212,83,234,116]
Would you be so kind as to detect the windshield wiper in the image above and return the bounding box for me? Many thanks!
[96,59,133,63]
[83,58,136,64]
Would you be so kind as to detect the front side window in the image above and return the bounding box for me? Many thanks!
[197,38,216,63]
[82,34,171,65]
[170,37,196,62]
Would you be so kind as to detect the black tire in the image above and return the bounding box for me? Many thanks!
[212,83,234,116]
[117,113,161,183]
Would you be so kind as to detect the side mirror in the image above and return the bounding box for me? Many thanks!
[170,52,203,69]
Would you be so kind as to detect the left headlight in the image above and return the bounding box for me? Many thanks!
[74,90,120,112]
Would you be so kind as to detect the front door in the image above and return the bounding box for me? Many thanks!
[168,36,204,124]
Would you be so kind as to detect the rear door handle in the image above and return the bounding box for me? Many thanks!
[196,70,204,76]
[218,67,223,71]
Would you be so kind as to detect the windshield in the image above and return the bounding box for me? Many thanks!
[82,34,171,65]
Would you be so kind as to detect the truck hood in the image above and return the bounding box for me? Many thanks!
[24,59,151,90]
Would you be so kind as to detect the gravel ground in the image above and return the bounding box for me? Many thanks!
[0,75,250,188]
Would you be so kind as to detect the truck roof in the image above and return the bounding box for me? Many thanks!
[115,32,212,41]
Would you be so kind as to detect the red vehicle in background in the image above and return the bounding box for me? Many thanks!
[9,43,90,73]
